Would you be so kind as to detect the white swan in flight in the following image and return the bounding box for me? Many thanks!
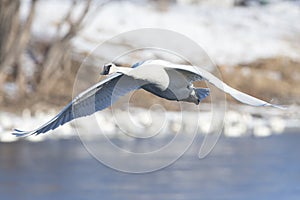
[13,60,283,137]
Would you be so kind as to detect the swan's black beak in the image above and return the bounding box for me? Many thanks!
[100,64,112,75]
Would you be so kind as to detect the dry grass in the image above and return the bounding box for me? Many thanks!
[1,57,299,114]
[220,57,300,104]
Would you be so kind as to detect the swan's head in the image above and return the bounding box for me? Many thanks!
[100,63,117,75]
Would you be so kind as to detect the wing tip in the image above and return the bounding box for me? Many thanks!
[262,103,287,110]
[272,105,287,110]
[12,129,36,137]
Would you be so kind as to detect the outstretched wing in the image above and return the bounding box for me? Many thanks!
[147,60,284,109]
[13,73,143,137]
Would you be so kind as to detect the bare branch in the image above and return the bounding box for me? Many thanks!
[55,0,77,40]
[37,0,92,93]
[62,0,92,42]
[0,0,20,68]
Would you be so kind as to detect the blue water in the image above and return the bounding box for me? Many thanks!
[1,133,300,200]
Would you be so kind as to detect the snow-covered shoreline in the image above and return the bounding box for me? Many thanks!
[1,104,299,143]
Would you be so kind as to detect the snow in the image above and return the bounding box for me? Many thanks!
[21,0,300,65]
[1,104,299,142]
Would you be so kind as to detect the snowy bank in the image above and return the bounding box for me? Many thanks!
[1,104,299,142]
[21,0,300,65]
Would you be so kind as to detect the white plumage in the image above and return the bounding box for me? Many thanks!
[13,60,283,137]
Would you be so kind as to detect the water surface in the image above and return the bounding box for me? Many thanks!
[1,133,300,200]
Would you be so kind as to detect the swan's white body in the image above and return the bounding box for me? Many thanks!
[13,60,283,137]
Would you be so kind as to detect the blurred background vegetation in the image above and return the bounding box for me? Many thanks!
[0,0,299,113]
[0,0,91,112]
